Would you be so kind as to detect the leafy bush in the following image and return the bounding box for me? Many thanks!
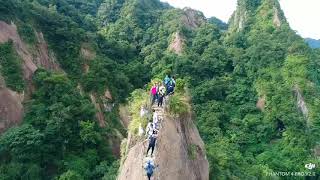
[0,41,25,92]
[127,89,149,135]
[0,124,43,162]
[168,94,189,117]
[18,23,36,44]
[188,144,197,160]
[175,78,187,93]
[102,161,120,180]
[59,170,84,180]
[82,56,133,102]
[0,70,117,178]
[80,121,102,145]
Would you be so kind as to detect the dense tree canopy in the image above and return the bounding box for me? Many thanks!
[0,0,319,179]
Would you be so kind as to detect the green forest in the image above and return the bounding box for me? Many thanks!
[0,0,319,179]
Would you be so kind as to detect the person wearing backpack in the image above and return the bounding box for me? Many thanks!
[145,121,154,139]
[144,158,156,180]
[170,76,176,95]
[146,131,158,157]
[164,75,170,86]
[158,83,166,107]
[152,109,159,130]
[155,82,160,102]
[171,76,176,87]
[166,76,176,95]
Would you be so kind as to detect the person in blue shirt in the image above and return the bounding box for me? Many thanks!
[164,75,170,86]
[144,158,156,180]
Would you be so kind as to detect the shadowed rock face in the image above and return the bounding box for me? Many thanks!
[153,112,209,180]
[294,85,308,120]
[34,32,60,71]
[118,141,146,180]
[0,88,23,133]
[90,93,106,128]
[0,21,37,81]
[181,8,206,30]
[118,107,209,180]
[273,7,281,27]
[0,21,60,79]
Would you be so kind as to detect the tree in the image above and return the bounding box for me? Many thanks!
[59,170,84,180]
[0,124,43,162]
[80,121,102,145]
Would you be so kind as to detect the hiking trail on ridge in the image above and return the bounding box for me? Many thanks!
[118,100,209,180]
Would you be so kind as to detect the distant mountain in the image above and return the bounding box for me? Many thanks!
[305,38,320,48]
[208,17,228,30]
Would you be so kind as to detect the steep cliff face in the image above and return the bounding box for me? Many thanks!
[0,21,60,133]
[0,21,37,81]
[0,88,23,133]
[167,8,205,55]
[228,2,248,32]
[153,111,208,180]
[169,32,184,55]
[181,8,206,30]
[34,32,60,71]
[118,106,208,180]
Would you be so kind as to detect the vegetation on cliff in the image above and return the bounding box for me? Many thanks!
[0,0,319,179]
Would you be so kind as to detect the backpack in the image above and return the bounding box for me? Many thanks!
[149,135,157,145]
[171,79,176,87]
[164,76,170,85]
[159,86,166,96]
[146,163,154,175]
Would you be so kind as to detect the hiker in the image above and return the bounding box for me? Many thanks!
[164,75,170,86]
[167,76,176,95]
[154,121,160,131]
[152,110,158,125]
[146,131,158,157]
[158,83,166,107]
[155,82,160,102]
[152,110,160,130]
[145,121,154,139]
[171,76,176,87]
[150,84,157,105]
[144,158,156,180]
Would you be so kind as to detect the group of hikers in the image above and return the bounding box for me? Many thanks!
[143,109,160,180]
[150,75,176,107]
[140,109,160,180]
[142,75,176,180]
[145,109,160,157]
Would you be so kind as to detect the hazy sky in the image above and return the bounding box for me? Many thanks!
[160,0,320,39]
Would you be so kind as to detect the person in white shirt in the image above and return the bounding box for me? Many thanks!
[152,110,158,124]
[158,84,166,107]
[145,122,154,138]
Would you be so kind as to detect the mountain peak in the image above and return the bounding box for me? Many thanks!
[229,0,285,32]
[181,7,206,29]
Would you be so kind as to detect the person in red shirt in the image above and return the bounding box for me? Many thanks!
[150,83,157,105]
